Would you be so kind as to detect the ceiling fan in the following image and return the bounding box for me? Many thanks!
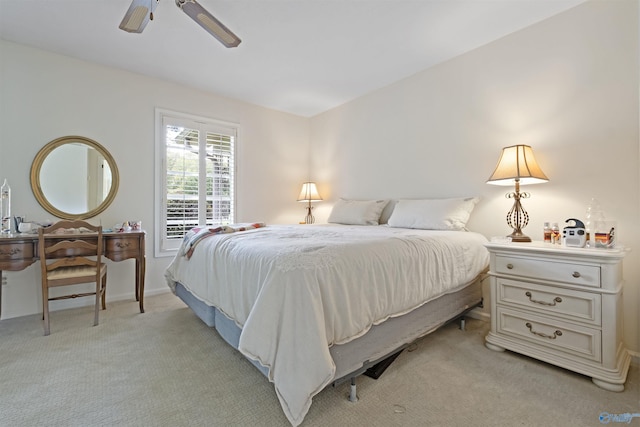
[119,0,241,48]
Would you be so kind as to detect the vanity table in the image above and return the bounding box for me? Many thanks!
[0,231,146,319]
[2,134,146,320]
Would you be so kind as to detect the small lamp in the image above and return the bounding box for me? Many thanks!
[297,182,322,224]
[487,145,548,242]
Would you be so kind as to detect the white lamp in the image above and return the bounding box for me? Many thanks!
[487,145,548,242]
[297,182,322,224]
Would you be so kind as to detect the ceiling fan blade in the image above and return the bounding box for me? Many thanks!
[119,0,160,33]
[175,0,242,48]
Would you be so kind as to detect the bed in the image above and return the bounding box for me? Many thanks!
[164,198,490,426]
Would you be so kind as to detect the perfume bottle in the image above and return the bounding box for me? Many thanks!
[543,222,552,243]
[1,179,11,234]
[551,222,560,244]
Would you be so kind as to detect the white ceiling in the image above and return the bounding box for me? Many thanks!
[0,0,586,117]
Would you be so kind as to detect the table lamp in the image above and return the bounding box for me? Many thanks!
[487,145,548,242]
[297,182,322,224]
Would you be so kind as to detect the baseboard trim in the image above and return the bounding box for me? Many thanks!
[467,307,489,322]
[106,287,171,303]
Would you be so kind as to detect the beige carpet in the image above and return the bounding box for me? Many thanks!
[1,292,638,427]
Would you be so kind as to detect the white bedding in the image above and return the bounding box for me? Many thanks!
[165,224,489,426]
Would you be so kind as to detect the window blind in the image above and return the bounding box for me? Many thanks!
[158,111,237,252]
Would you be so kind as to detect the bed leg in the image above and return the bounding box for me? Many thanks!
[349,377,358,402]
[459,316,466,331]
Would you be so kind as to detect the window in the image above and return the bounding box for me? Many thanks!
[155,109,237,255]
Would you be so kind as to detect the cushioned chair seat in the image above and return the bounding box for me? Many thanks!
[47,264,106,280]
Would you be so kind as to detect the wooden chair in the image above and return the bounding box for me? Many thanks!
[38,220,107,335]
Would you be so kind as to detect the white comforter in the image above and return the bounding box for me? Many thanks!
[165,224,489,426]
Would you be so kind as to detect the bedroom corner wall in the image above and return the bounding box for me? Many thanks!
[309,0,639,354]
[0,39,310,319]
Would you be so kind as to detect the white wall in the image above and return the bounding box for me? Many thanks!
[0,40,310,319]
[310,0,639,353]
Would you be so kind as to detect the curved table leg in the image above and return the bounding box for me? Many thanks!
[136,255,146,313]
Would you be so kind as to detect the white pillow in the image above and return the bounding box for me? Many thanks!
[328,199,389,225]
[387,197,479,230]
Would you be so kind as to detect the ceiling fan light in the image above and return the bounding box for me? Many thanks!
[176,0,241,48]
[196,13,239,46]
[119,0,159,33]
[120,7,148,32]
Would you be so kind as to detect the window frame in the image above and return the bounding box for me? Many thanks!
[154,108,238,257]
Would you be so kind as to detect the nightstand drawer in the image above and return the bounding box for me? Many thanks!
[497,278,601,325]
[496,307,601,362]
[495,255,601,288]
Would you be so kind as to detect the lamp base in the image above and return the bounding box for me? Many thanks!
[304,205,315,224]
[507,231,531,243]
[504,182,532,243]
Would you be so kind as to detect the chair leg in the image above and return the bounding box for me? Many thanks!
[42,283,50,336]
[101,274,107,310]
[94,279,100,327]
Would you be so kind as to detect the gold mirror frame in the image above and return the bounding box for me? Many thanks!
[30,136,120,220]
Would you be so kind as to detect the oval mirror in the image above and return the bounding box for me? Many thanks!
[30,136,120,220]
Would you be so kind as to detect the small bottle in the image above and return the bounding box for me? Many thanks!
[1,179,10,234]
[543,222,552,243]
[551,222,560,245]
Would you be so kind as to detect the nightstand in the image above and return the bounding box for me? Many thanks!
[484,241,630,392]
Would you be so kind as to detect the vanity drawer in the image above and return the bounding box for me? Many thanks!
[0,238,35,270]
[495,255,601,288]
[105,235,141,260]
[496,307,601,362]
[497,278,601,325]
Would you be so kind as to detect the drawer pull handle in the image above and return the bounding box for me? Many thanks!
[525,322,562,339]
[572,271,581,278]
[525,291,562,306]
[506,263,514,269]
[115,242,131,249]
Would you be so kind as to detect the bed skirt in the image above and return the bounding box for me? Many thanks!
[175,278,482,383]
